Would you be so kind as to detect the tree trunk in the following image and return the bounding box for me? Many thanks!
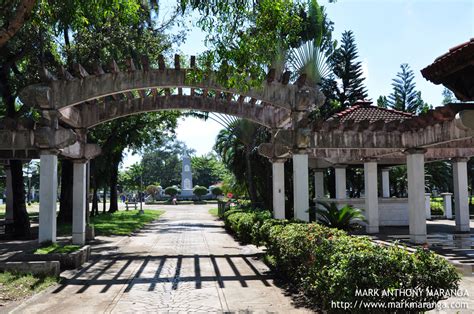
[108,154,121,213]
[57,159,73,223]
[0,67,30,237]
[10,160,31,237]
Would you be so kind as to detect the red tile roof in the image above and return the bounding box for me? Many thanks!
[329,101,414,123]
[421,38,474,84]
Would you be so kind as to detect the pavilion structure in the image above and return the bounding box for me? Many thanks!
[1,39,473,246]
[260,38,474,244]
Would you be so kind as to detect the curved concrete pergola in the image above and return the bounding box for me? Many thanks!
[1,54,321,245]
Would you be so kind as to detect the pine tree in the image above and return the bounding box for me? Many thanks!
[442,87,456,104]
[387,63,426,113]
[330,30,368,107]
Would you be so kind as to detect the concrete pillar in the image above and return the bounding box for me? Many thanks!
[314,169,325,199]
[453,158,470,232]
[293,153,309,222]
[272,159,286,219]
[335,166,347,199]
[39,153,58,243]
[406,149,427,244]
[425,193,431,220]
[381,168,390,198]
[72,161,87,245]
[441,193,453,219]
[4,164,13,224]
[364,161,379,233]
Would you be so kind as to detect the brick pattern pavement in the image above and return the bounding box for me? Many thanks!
[12,205,309,313]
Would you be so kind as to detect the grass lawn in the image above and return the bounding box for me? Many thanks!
[58,209,164,236]
[208,208,218,217]
[34,243,81,255]
[0,272,57,305]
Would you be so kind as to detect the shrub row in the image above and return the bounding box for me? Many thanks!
[223,210,460,311]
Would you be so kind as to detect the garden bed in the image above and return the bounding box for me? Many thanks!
[222,208,461,312]
[13,245,91,271]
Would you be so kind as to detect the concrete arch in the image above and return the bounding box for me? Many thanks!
[59,95,291,129]
[19,66,319,112]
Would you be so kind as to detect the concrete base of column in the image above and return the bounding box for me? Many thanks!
[293,154,309,222]
[272,161,285,219]
[72,162,87,245]
[39,154,58,244]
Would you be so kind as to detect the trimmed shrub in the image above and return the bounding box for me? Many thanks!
[164,186,179,197]
[210,186,223,197]
[223,210,460,311]
[193,185,208,200]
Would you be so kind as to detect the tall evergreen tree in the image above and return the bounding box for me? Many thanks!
[330,30,368,107]
[387,63,428,113]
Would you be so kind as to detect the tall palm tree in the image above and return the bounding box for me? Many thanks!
[214,119,260,205]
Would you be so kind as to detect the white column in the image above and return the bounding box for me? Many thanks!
[425,193,431,219]
[364,161,379,233]
[39,153,58,243]
[441,193,453,219]
[272,159,286,219]
[406,149,427,244]
[453,159,470,232]
[72,161,87,245]
[381,168,390,198]
[293,153,309,222]
[335,166,347,199]
[4,164,13,224]
[314,169,325,199]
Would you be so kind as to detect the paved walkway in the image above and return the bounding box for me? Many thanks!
[11,205,309,313]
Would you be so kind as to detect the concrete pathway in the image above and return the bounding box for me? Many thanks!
[11,204,309,313]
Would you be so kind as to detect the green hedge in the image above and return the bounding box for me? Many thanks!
[223,210,460,311]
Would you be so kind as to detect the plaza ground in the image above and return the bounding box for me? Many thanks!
[7,204,310,313]
[0,204,473,313]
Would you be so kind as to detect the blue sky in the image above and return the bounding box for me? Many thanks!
[123,0,474,168]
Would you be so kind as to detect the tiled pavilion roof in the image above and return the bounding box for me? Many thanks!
[421,38,474,101]
[328,100,413,123]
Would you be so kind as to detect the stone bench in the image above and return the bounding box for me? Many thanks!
[125,202,138,210]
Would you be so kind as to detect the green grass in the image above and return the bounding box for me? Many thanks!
[208,208,218,217]
[57,209,164,236]
[0,272,57,304]
[34,243,81,255]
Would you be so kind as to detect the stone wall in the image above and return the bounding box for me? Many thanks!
[320,198,409,226]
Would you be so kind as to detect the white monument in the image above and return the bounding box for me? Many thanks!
[181,156,194,197]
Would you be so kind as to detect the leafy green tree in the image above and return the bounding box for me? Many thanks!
[377,95,388,108]
[191,154,229,188]
[215,119,272,208]
[141,138,195,188]
[193,185,208,200]
[442,88,457,104]
[387,63,429,114]
[329,30,368,108]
